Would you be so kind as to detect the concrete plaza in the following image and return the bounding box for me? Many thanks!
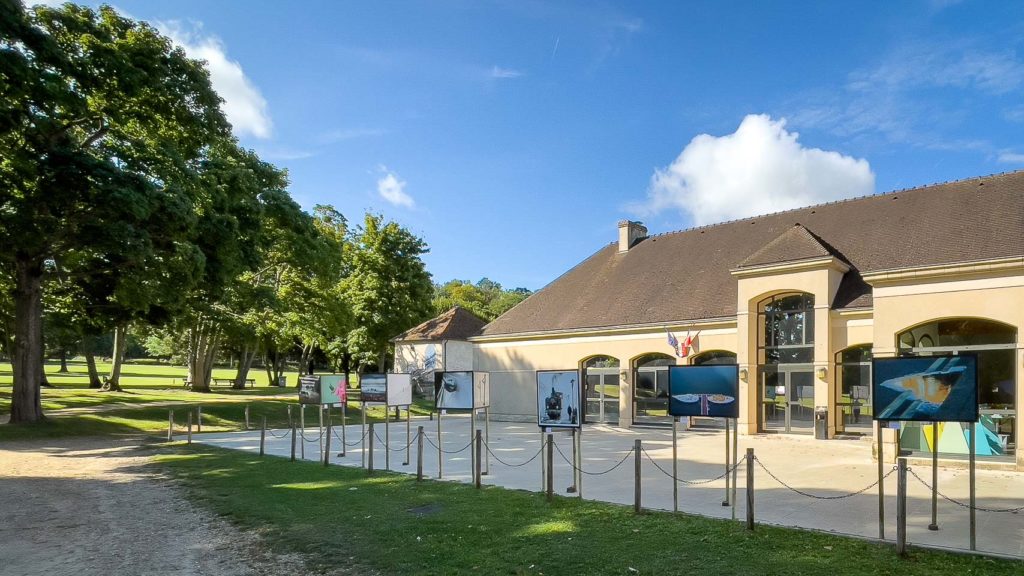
[188,415,1023,559]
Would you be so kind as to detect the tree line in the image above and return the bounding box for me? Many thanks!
[0,3,531,424]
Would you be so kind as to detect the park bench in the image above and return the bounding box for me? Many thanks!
[212,377,255,388]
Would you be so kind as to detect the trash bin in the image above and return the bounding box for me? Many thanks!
[814,406,828,439]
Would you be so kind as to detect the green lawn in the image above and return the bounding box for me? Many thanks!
[156,446,1022,576]
[0,360,435,441]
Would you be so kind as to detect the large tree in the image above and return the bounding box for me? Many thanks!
[1,2,229,420]
[432,278,532,321]
[342,213,433,371]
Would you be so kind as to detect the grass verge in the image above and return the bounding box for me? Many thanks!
[155,445,1022,576]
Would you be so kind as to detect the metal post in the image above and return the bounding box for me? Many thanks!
[340,403,347,457]
[318,404,324,459]
[470,409,476,478]
[577,426,583,499]
[540,429,546,491]
[546,433,554,502]
[196,406,202,432]
[167,410,174,442]
[287,404,292,428]
[416,425,424,481]
[634,439,642,514]
[245,404,250,430]
[483,406,491,475]
[404,407,411,466]
[368,422,375,474]
[877,419,885,540]
[897,457,908,556]
[259,416,266,457]
[361,404,367,468]
[969,421,976,551]
[929,422,939,531]
[731,417,739,521]
[323,408,332,467]
[290,423,296,462]
[723,418,730,506]
[385,407,391,471]
[672,418,679,512]
[745,448,754,530]
[437,410,443,479]
[475,429,483,489]
[567,428,578,493]
[187,411,192,445]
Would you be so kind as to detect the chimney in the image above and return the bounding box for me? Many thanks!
[617,220,648,253]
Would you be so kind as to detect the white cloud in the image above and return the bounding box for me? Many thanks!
[631,114,875,226]
[157,21,272,139]
[376,167,414,208]
[997,152,1024,164]
[490,66,524,79]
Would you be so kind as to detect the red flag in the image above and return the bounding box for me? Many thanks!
[680,330,701,357]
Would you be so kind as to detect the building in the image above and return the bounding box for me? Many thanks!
[393,306,487,395]
[401,172,1024,469]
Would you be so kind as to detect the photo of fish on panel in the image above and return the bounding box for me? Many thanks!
[668,365,739,418]
[873,355,978,422]
[536,370,581,428]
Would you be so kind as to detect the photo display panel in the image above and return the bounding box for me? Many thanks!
[536,370,581,428]
[387,373,413,406]
[668,365,739,418]
[298,375,321,405]
[319,374,346,405]
[360,373,387,404]
[473,372,490,408]
[435,371,474,410]
[872,355,978,422]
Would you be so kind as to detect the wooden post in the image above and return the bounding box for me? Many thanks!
[167,410,174,442]
[672,418,679,512]
[745,448,754,530]
[475,429,483,489]
[546,433,554,502]
[318,404,324,459]
[437,410,443,479]
[367,422,375,474]
[722,418,730,506]
[877,419,885,540]
[416,425,424,481]
[290,423,296,462]
[540,429,546,491]
[634,439,642,514]
[567,428,578,494]
[969,421,976,551]
[196,406,202,432]
[323,408,332,467]
[897,457,908,555]
[187,411,192,445]
[259,416,266,457]
[287,404,293,428]
[245,404,250,431]
[929,421,939,531]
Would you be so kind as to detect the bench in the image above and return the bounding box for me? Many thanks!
[212,377,255,388]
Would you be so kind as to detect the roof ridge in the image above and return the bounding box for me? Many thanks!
[645,169,1024,239]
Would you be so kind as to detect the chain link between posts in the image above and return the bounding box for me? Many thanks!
[552,441,635,476]
[372,429,420,452]
[483,441,545,468]
[266,428,292,439]
[908,468,1024,513]
[754,455,895,500]
[640,447,742,485]
[331,426,371,447]
[423,434,474,454]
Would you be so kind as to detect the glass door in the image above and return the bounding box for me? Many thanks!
[585,368,619,424]
[760,368,814,433]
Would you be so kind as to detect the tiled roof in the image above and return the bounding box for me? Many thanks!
[393,306,487,342]
[480,171,1024,337]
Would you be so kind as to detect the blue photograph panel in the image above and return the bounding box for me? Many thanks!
[872,355,978,422]
[668,365,739,418]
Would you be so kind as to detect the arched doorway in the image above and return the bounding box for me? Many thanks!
[633,353,675,425]
[835,345,872,435]
[582,356,619,424]
[757,293,815,433]
[897,318,1016,460]
[691,350,737,366]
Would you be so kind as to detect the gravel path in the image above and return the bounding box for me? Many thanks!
[0,436,357,576]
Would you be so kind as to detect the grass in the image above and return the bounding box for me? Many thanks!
[156,445,1023,576]
[0,360,435,441]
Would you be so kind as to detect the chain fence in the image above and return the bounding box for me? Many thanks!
[331,426,370,447]
[908,468,1024,513]
[423,434,474,455]
[640,447,742,485]
[483,441,545,468]
[372,429,420,452]
[753,456,894,500]
[552,441,636,476]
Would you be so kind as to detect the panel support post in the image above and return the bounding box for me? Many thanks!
[672,418,679,513]
[634,439,642,514]
[245,404,250,431]
[567,428,578,494]
[367,422,375,474]
[323,408,332,467]
[969,421,976,551]
[196,406,202,432]
[167,410,174,442]
[723,417,730,506]
[929,421,939,531]
[259,416,266,457]
[897,457,908,556]
[877,419,885,540]
[404,407,411,466]
[731,417,739,521]
[340,403,347,457]
[437,411,443,479]
[475,429,483,489]
[546,433,554,502]
[187,411,192,445]
[290,423,296,462]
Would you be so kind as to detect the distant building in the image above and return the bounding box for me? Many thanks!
[392,306,486,395]
[400,172,1024,469]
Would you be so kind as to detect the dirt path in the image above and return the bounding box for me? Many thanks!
[0,437,353,575]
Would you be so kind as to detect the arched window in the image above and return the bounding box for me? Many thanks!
[835,345,872,434]
[633,353,674,425]
[896,318,1016,459]
[758,293,815,364]
[691,350,737,366]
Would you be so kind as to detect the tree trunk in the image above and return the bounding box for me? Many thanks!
[379,348,387,374]
[263,351,274,388]
[58,349,68,373]
[232,343,256,389]
[188,320,218,392]
[10,258,45,423]
[82,335,102,388]
[103,324,127,391]
[342,351,351,390]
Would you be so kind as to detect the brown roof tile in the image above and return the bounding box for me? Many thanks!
[393,306,487,342]
[480,171,1024,337]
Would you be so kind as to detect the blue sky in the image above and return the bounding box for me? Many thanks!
[34,1,1024,289]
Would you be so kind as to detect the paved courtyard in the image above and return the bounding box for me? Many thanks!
[189,415,1024,559]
